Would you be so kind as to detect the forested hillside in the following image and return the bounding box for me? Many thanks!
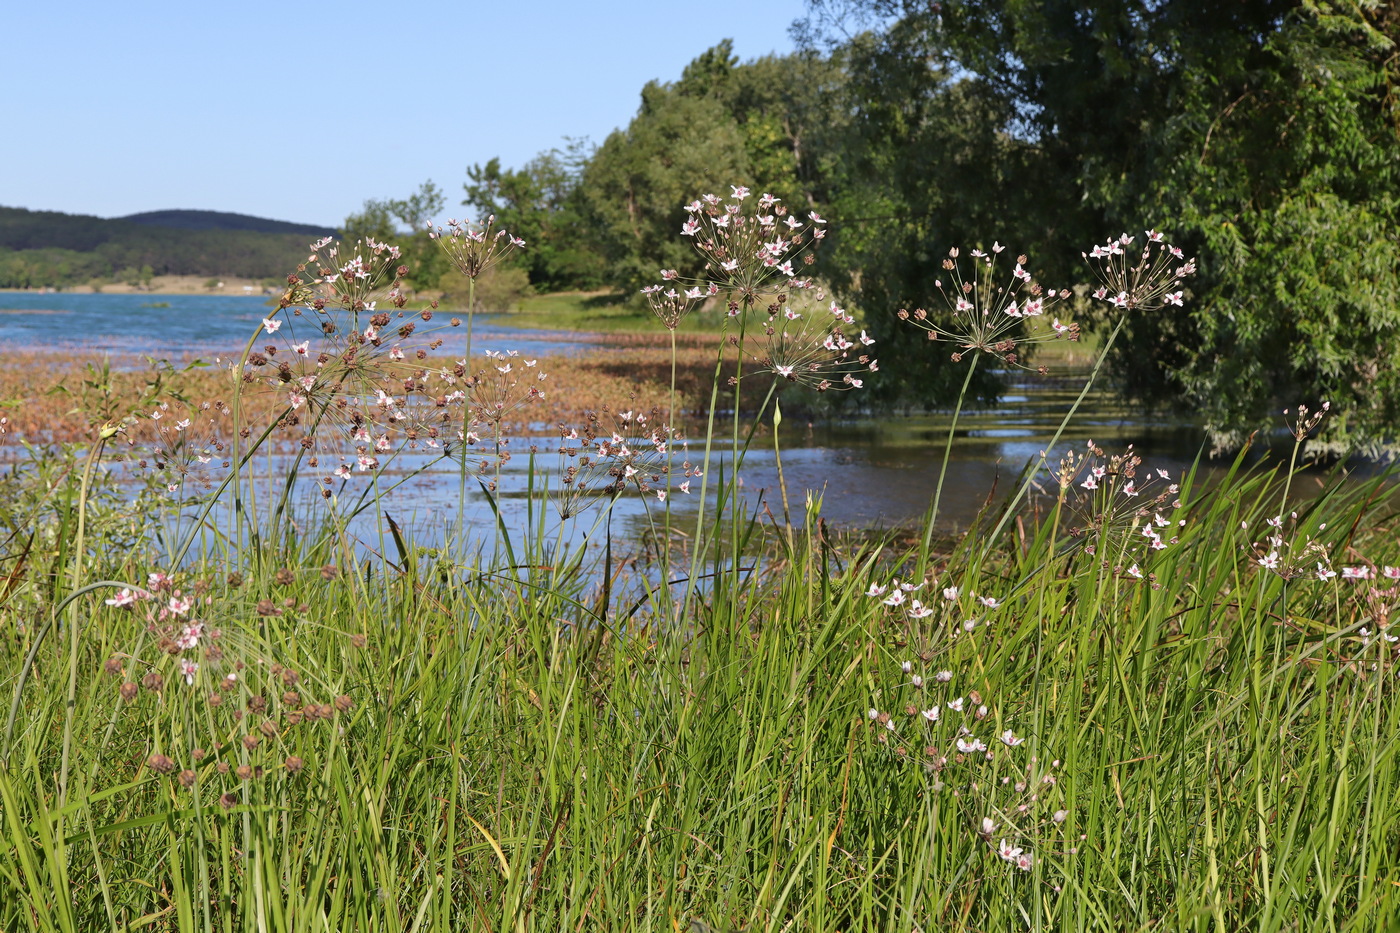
[0,207,326,288]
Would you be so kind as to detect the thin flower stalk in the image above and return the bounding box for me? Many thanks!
[979,231,1197,563]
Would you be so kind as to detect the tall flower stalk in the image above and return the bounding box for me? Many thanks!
[640,186,856,622]
[978,231,1196,560]
[430,217,524,553]
[899,243,1075,558]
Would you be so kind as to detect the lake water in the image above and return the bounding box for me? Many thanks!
[0,290,1380,546]
[0,292,601,358]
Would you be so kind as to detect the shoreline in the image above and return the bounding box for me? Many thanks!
[0,274,280,297]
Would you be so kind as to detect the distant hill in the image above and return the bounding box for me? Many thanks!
[117,210,334,237]
[0,206,333,288]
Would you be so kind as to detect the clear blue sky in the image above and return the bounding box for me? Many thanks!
[2,0,812,228]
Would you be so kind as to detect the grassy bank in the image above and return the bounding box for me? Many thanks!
[2,222,1398,931]
[2,440,1397,931]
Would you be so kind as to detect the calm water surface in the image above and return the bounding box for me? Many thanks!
[1,291,1381,542]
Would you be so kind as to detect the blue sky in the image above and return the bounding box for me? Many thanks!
[2,0,811,228]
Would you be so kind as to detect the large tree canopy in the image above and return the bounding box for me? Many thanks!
[435,7,1400,448]
[802,0,1400,449]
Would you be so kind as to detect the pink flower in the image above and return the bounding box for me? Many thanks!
[105,588,138,608]
[262,318,282,334]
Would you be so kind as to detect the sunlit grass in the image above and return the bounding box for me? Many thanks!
[2,228,1398,932]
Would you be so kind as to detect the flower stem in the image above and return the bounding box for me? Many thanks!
[923,353,979,562]
[979,315,1128,563]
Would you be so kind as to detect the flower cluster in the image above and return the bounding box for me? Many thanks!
[429,216,525,283]
[674,187,827,307]
[865,659,1069,872]
[103,569,363,807]
[865,574,1003,643]
[1084,230,1196,313]
[552,408,696,518]
[898,244,1076,369]
[641,279,718,331]
[454,349,549,489]
[746,289,878,391]
[249,238,472,493]
[1244,511,1399,588]
[1051,441,1186,582]
[122,398,231,496]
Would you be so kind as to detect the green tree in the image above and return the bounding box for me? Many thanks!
[340,181,450,294]
[801,0,1400,448]
[464,142,607,290]
[578,78,753,288]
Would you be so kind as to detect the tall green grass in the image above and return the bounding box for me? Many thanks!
[2,219,1399,931]
[2,442,1397,931]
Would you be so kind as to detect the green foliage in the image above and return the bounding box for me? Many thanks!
[463,143,608,290]
[472,43,847,294]
[800,0,1400,447]
[580,81,753,288]
[3,437,1400,929]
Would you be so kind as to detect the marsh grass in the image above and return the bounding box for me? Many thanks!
[2,219,1400,932]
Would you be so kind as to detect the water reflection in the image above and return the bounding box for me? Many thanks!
[2,292,1389,547]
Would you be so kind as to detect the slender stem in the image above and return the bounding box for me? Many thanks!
[228,322,267,559]
[728,308,750,622]
[457,275,476,559]
[979,315,1127,562]
[1279,435,1304,519]
[680,321,732,622]
[60,429,109,810]
[923,353,979,561]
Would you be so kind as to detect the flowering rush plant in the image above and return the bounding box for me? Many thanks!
[248,237,470,491]
[744,289,878,391]
[865,652,1071,874]
[428,215,525,282]
[898,244,1077,369]
[1084,230,1196,313]
[641,185,828,316]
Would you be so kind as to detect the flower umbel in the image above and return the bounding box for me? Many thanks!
[898,245,1075,369]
